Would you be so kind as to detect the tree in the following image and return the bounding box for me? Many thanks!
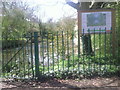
[2,2,28,39]
[2,1,41,40]
[55,16,76,32]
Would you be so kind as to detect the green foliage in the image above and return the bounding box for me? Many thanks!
[2,3,30,40]
[41,54,119,79]
[1,2,40,49]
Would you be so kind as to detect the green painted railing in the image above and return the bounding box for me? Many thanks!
[2,28,120,79]
[2,33,35,79]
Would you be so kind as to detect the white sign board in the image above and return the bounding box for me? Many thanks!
[78,10,114,34]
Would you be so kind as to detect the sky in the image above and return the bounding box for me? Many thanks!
[25,0,77,22]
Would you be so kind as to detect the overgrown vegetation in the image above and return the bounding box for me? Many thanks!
[40,54,120,79]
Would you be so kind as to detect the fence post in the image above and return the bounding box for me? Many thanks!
[34,32,40,79]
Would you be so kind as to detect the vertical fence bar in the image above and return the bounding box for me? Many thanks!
[99,28,101,71]
[67,31,70,71]
[57,31,59,73]
[82,29,85,75]
[78,30,80,75]
[93,28,95,72]
[98,28,101,71]
[62,31,64,71]
[52,33,54,73]
[8,38,12,77]
[30,33,34,78]
[15,37,18,77]
[24,41,27,78]
[10,39,13,77]
[6,38,9,77]
[47,32,49,73]
[34,32,40,79]
[11,38,14,77]
[41,32,45,75]
[72,30,74,71]
[22,37,25,78]
[26,37,30,78]
[18,40,21,77]
[113,27,116,68]
[104,28,107,70]
[7,39,10,77]
[110,29,112,69]
[10,40,13,77]
[88,29,90,73]
[15,56,17,77]
[12,37,16,77]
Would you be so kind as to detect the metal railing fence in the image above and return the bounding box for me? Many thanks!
[2,28,120,79]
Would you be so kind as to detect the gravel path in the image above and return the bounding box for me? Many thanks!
[1,76,120,90]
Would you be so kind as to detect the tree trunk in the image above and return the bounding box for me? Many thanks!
[82,34,93,55]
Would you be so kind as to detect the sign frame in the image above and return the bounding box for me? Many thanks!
[78,9,115,35]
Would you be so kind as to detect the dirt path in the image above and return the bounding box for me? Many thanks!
[1,76,120,90]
